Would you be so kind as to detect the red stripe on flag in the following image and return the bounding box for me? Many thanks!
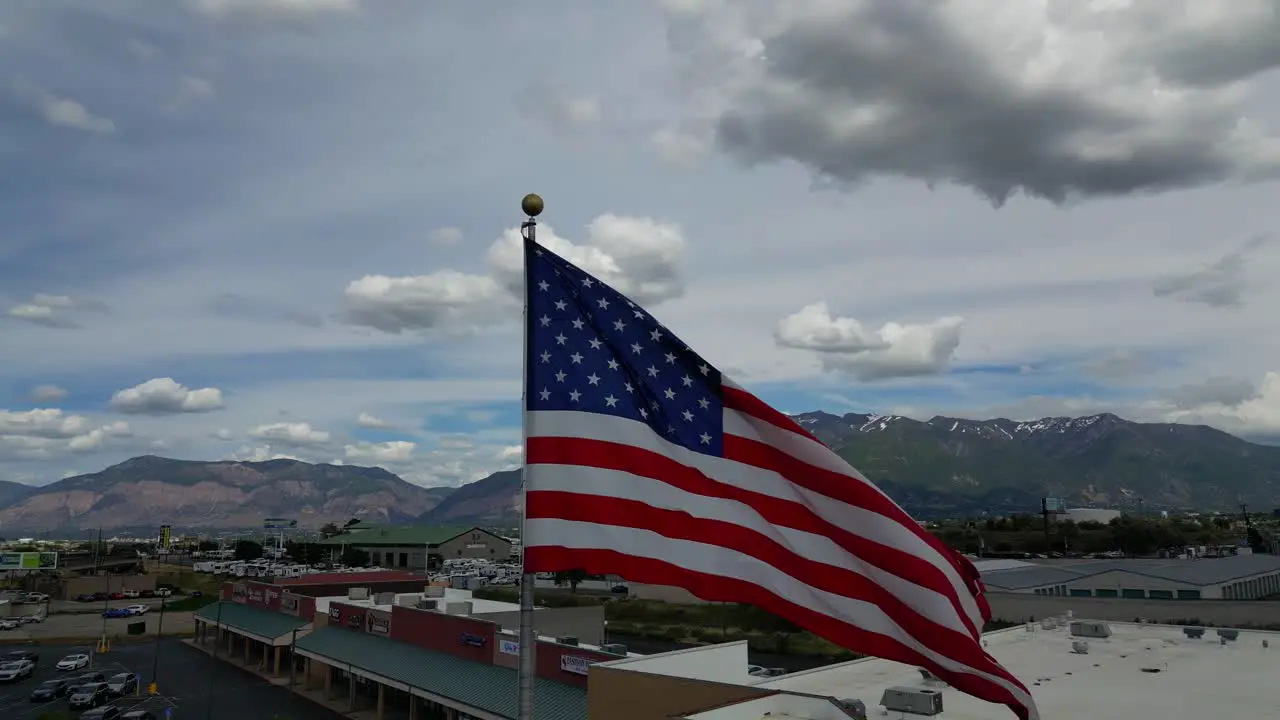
[721,397,986,601]
[524,544,1034,720]
[525,490,1011,678]
[527,435,978,638]
[722,434,983,634]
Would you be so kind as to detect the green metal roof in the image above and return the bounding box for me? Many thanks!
[195,601,310,640]
[316,524,475,547]
[295,626,586,720]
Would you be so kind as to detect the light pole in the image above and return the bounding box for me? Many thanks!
[150,591,167,686]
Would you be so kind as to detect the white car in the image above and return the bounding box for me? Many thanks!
[122,590,140,599]
[56,653,90,671]
[0,659,33,682]
[0,620,18,631]
[125,604,149,616]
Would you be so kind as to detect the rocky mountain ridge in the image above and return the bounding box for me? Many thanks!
[0,456,454,534]
[2,410,1276,531]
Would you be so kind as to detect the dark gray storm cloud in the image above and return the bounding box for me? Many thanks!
[664,1,1280,204]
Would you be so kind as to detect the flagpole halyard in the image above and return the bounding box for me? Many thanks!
[517,193,543,720]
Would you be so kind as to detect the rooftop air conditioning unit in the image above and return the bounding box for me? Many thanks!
[443,601,473,615]
[834,698,868,720]
[1217,629,1239,641]
[396,595,420,608]
[373,592,395,605]
[599,643,627,656]
[1183,626,1205,639]
[880,687,943,716]
[556,635,579,646]
[424,586,446,598]
[1069,621,1112,639]
[416,598,439,611]
[1071,640,1090,654]
[348,587,370,601]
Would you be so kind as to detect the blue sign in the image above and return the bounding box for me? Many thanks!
[460,633,486,647]
[165,708,173,720]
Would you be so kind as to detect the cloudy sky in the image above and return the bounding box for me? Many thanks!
[2,0,1279,489]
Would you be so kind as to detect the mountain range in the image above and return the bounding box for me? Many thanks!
[1,411,1277,533]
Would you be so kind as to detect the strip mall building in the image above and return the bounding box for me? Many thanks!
[196,573,1263,720]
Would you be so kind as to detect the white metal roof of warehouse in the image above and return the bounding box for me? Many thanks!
[315,588,520,615]
[679,621,1280,720]
[979,553,1280,589]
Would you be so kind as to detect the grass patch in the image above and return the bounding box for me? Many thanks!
[160,594,219,612]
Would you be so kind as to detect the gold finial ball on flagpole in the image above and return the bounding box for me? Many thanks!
[521,193,544,218]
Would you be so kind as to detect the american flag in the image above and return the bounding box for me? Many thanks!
[521,238,1038,719]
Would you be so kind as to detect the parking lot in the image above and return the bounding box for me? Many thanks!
[0,639,351,719]
[0,611,196,643]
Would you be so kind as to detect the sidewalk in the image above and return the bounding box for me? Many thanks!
[181,639,381,720]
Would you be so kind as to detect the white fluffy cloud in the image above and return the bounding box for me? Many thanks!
[344,440,415,464]
[658,0,1280,203]
[0,409,133,461]
[28,385,68,403]
[246,422,330,448]
[6,294,107,328]
[775,303,963,380]
[193,0,358,19]
[356,412,393,429]
[341,214,688,334]
[109,378,225,415]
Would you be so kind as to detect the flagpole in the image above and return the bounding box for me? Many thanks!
[517,192,544,720]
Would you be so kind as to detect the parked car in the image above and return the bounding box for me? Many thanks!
[56,654,91,671]
[80,705,122,720]
[68,681,110,709]
[0,619,19,630]
[76,594,97,602]
[156,588,173,597]
[4,649,39,665]
[0,659,35,682]
[18,614,44,624]
[105,672,137,697]
[102,608,132,619]
[75,671,107,684]
[124,604,148,616]
[29,678,70,702]
[122,590,140,599]
[121,710,156,720]
[139,590,156,598]
[108,592,125,600]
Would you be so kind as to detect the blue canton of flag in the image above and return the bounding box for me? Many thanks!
[524,239,724,455]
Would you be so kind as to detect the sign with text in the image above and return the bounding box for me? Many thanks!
[0,552,57,571]
[231,583,248,603]
[560,655,592,676]
[328,606,341,621]
[264,518,297,530]
[460,633,487,648]
[280,593,300,615]
[366,610,391,635]
[499,639,519,656]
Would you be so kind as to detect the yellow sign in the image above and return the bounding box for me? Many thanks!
[160,525,172,549]
[148,681,158,695]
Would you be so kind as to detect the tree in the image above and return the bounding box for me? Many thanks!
[197,540,219,552]
[286,541,327,565]
[554,569,588,593]
[340,547,370,567]
[319,523,341,539]
[234,540,264,561]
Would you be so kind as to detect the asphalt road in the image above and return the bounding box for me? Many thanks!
[0,640,349,720]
